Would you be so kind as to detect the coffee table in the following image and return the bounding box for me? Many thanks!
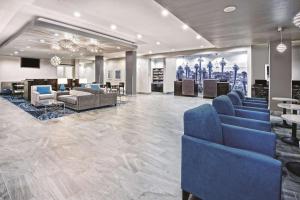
[279,103,300,146]
[281,114,300,177]
[273,97,299,128]
[37,99,65,114]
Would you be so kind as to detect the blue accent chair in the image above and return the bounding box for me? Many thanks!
[181,104,282,200]
[228,91,268,110]
[234,90,267,103]
[213,95,270,121]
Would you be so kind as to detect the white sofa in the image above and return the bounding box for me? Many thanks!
[31,85,57,106]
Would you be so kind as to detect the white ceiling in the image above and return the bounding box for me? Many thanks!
[0,0,214,59]
[155,0,300,48]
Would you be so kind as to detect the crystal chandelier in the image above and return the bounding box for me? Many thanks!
[87,44,100,53]
[50,56,62,66]
[59,39,74,49]
[293,12,300,28]
[69,44,80,52]
[276,27,287,53]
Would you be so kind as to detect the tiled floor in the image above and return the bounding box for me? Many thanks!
[0,93,299,200]
[0,94,210,200]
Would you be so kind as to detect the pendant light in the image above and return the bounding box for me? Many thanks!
[276,27,287,53]
[293,12,300,28]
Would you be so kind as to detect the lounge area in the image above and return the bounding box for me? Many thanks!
[0,0,300,200]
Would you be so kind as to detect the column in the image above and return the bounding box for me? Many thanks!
[126,51,137,95]
[95,56,104,84]
[269,40,292,111]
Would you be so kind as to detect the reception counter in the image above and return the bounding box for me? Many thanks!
[174,80,198,97]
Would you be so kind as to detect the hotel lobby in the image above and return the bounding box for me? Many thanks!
[0,0,300,200]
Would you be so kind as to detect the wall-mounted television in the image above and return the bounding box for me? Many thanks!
[21,57,40,68]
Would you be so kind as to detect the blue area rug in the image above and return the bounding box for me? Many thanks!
[1,95,75,120]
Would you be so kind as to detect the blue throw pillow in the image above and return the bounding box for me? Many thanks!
[90,84,100,91]
[37,86,51,94]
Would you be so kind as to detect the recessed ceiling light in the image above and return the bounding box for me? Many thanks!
[40,39,45,43]
[156,41,161,45]
[171,49,175,51]
[73,11,81,17]
[149,50,153,54]
[182,24,189,30]
[20,49,24,52]
[116,46,121,49]
[110,24,117,30]
[54,33,59,37]
[200,45,205,48]
[14,51,19,54]
[26,46,31,49]
[137,34,143,39]
[224,6,237,13]
[161,9,169,17]
[196,35,201,39]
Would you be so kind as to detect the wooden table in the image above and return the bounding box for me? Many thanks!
[273,97,299,127]
[281,114,300,177]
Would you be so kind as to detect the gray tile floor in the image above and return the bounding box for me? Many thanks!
[0,94,209,200]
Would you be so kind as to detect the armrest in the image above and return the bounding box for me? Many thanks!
[182,136,282,200]
[51,90,57,99]
[246,97,267,101]
[244,100,268,105]
[243,101,268,109]
[234,105,270,113]
[235,109,270,121]
[219,114,271,132]
[221,124,276,157]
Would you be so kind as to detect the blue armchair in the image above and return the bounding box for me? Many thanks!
[213,95,270,121]
[228,91,269,110]
[182,104,282,200]
[234,90,267,103]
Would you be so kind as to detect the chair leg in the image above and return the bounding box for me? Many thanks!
[182,190,190,200]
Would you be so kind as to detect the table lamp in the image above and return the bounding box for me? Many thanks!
[58,78,68,91]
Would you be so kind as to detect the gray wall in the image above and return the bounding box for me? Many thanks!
[292,46,300,80]
[269,40,292,111]
[251,45,269,84]
[126,51,137,95]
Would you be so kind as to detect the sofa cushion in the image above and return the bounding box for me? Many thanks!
[69,90,92,96]
[212,95,236,116]
[39,94,54,100]
[184,104,223,144]
[58,95,77,105]
[37,86,51,94]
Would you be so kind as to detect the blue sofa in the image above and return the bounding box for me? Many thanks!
[234,90,267,103]
[228,91,269,110]
[181,104,282,200]
[213,95,270,122]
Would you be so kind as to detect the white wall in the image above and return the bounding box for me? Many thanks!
[292,46,300,80]
[251,45,269,83]
[104,59,126,85]
[164,58,177,93]
[137,58,151,93]
[0,56,57,83]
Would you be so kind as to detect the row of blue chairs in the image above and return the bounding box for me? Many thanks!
[181,90,282,200]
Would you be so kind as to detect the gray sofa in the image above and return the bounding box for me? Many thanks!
[57,88,117,111]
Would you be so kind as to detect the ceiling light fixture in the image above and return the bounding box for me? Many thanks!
[51,44,61,50]
[200,45,205,48]
[156,41,161,45]
[26,46,31,49]
[110,24,117,30]
[182,24,189,30]
[116,46,121,49]
[73,11,81,17]
[50,56,62,66]
[161,9,169,17]
[293,12,300,28]
[149,50,153,54]
[196,35,201,39]
[224,6,237,13]
[40,39,45,43]
[137,34,143,39]
[276,27,287,53]
[14,51,19,54]
[54,33,59,37]
[20,49,24,52]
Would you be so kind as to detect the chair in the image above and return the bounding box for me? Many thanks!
[234,90,267,103]
[31,85,56,106]
[182,104,281,200]
[228,91,268,109]
[119,82,125,95]
[212,95,270,121]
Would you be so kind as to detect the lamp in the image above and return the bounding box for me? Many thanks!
[293,12,300,28]
[58,78,68,91]
[276,27,287,53]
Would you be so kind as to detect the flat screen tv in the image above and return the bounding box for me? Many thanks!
[21,57,40,68]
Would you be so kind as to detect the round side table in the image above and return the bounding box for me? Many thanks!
[273,97,299,128]
[281,114,300,177]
